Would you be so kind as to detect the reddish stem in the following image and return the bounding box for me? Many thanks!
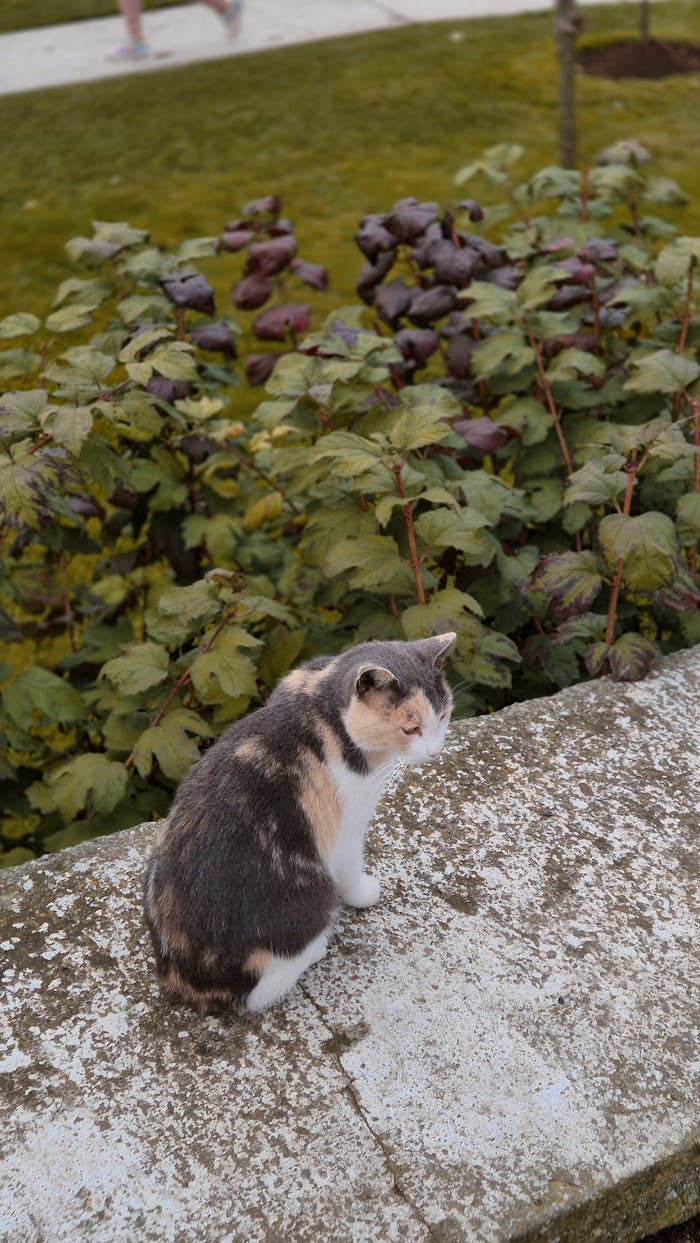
[604,455,638,648]
[688,399,700,577]
[523,319,574,476]
[393,464,426,606]
[124,606,240,770]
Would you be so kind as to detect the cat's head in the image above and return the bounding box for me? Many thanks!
[341,633,456,764]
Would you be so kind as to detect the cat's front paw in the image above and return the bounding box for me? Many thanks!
[340,873,381,909]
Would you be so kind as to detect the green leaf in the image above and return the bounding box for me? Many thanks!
[183,512,239,560]
[36,754,128,822]
[323,535,414,594]
[388,386,458,451]
[460,281,516,321]
[598,512,678,591]
[189,629,260,700]
[460,469,528,523]
[0,312,40,339]
[145,580,221,645]
[676,492,700,546]
[129,445,188,511]
[529,550,603,615]
[0,440,75,529]
[585,633,659,681]
[101,642,170,696]
[624,349,700,396]
[177,236,219,261]
[565,458,628,507]
[654,237,700,286]
[0,348,41,383]
[52,276,112,311]
[401,587,484,638]
[41,406,93,457]
[2,666,86,732]
[133,707,213,780]
[311,430,383,476]
[516,264,569,311]
[546,348,605,384]
[45,304,96,334]
[471,330,534,381]
[414,506,497,566]
[497,396,551,447]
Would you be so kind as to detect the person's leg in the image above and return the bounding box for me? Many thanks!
[200,0,243,36]
[110,0,149,58]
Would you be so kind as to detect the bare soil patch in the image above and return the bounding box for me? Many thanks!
[579,37,700,79]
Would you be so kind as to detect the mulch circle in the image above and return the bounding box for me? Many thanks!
[578,37,700,79]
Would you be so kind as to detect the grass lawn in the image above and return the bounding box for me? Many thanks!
[0,0,186,34]
[1,1,699,321]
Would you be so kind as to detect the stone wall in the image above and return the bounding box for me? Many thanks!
[1,649,699,1242]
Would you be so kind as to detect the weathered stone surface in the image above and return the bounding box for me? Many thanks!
[1,649,699,1242]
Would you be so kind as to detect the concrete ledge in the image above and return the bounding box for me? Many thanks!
[1,649,699,1242]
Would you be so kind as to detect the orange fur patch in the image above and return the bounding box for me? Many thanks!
[163,968,234,1011]
[158,883,190,956]
[283,662,336,695]
[298,748,341,858]
[243,948,273,975]
[315,719,343,763]
[344,688,432,755]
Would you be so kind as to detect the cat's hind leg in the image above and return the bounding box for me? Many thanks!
[245,930,329,1013]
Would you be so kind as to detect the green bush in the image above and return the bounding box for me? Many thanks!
[1,143,699,865]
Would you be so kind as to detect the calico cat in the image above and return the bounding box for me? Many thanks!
[143,632,455,1013]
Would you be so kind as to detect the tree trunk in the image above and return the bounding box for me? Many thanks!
[639,0,651,39]
[554,0,582,170]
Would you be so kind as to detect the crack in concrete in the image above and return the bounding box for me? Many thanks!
[298,981,437,1240]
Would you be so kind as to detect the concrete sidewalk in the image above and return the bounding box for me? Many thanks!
[0,0,639,97]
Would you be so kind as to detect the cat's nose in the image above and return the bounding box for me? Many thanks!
[427,744,442,758]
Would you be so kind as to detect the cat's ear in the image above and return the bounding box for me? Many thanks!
[355,665,398,698]
[414,632,456,668]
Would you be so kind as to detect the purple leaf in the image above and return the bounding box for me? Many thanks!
[446,334,477,379]
[580,238,618,263]
[220,227,254,253]
[486,265,521,291]
[245,353,279,385]
[290,258,328,291]
[411,222,444,268]
[178,435,216,464]
[267,219,295,237]
[387,198,438,243]
[432,240,479,288]
[453,416,509,453]
[547,285,591,311]
[253,304,311,342]
[407,285,457,327]
[356,250,397,302]
[231,272,273,310]
[374,279,412,327]
[462,234,505,268]
[247,237,297,277]
[557,258,596,284]
[191,321,238,358]
[394,328,439,366]
[457,199,484,223]
[161,273,216,316]
[356,215,396,261]
[243,194,282,218]
[146,376,193,403]
[540,236,577,255]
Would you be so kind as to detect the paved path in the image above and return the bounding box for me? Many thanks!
[0,0,637,96]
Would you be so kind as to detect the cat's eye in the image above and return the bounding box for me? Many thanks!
[403,726,422,736]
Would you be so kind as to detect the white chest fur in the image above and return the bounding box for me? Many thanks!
[325,759,396,902]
